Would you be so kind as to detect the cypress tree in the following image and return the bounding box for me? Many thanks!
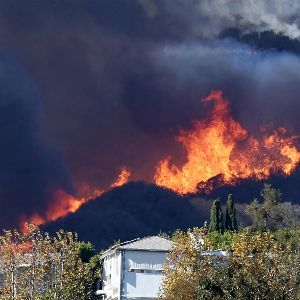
[225,194,237,231]
[209,198,224,233]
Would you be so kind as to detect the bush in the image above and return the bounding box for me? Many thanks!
[160,228,300,300]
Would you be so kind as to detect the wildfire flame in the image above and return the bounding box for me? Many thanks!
[19,91,300,228]
[110,167,131,188]
[154,90,300,194]
[19,167,131,230]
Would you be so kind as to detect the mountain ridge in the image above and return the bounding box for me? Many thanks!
[43,181,210,250]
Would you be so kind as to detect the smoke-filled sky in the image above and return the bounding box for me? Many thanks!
[2,0,300,228]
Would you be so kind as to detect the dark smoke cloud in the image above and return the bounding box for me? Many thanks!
[147,40,300,133]
[0,50,72,228]
[0,0,300,227]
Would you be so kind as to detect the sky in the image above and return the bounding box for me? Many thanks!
[1,0,300,228]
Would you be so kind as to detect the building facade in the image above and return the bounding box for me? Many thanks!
[97,236,173,300]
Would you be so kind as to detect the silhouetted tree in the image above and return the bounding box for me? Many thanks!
[245,184,298,231]
[225,194,237,231]
[209,199,224,233]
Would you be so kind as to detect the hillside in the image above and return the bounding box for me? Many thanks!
[44,182,211,250]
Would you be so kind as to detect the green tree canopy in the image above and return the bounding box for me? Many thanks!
[225,194,237,231]
[245,184,298,231]
[159,227,300,300]
[79,241,95,263]
[209,199,224,233]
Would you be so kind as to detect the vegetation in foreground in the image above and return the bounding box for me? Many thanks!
[159,184,300,300]
[0,224,101,300]
[0,183,299,300]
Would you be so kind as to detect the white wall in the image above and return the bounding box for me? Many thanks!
[102,251,122,299]
[122,251,167,299]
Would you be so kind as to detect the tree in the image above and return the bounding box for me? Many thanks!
[79,242,95,263]
[209,199,224,233]
[224,194,237,231]
[0,224,101,300]
[245,184,297,231]
[197,231,300,299]
[159,227,300,300]
[205,230,236,251]
[88,253,103,300]
[158,228,206,300]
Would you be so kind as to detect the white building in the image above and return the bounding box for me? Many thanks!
[97,236,173,300]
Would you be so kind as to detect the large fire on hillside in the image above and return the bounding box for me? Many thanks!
[154,90,300,194]
[19,167,131,230]
[19,91,300,229]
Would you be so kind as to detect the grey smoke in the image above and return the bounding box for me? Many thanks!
[139,0,300,39]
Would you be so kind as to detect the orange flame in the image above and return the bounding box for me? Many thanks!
[19,167,131,230]
[110,167,131,188]
[154,90,300,194]
[19,190,87,230]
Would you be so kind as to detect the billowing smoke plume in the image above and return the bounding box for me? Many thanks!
[0,50,73,228]
[0,1,299,227]
[144,0,300,39]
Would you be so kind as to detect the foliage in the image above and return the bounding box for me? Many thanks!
[205,230,236,251]
[209,199,224,233]
[0,224,101,300]
[224,194,237,231]
[273,227,300,252]
[158,228,207,300]
[160,227,300,300]
[245,184,298,231]
[79,242,95,263]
